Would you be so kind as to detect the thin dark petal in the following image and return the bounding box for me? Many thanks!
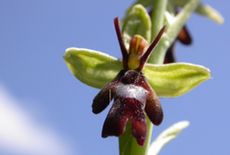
[164,44,176,64]
[145,91,163,125]
[102,99,130,137]
[131,111,146,146]
[114,17,128,69]
[138,26,166,71]
[92,82,116,114]
[178,25,192,45]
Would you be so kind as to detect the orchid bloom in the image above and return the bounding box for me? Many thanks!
[92,17,165,145]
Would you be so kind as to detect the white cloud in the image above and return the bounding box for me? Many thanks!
[0,85,73,155]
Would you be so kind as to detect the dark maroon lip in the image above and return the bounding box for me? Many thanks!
[92,69,163,146]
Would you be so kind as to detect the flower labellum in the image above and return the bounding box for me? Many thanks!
[92,17,165,146]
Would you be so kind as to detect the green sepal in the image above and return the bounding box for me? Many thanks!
[64,48,211,97]
[122,4,152,46]
[64,48,122,88]
[143,62,211,97]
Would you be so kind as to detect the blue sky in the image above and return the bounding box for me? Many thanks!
[0,0,229,155]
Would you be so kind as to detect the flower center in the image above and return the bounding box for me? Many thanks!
[128,35,148,70]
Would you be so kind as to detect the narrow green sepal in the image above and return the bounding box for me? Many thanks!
[172,0,224,24]
[196,4,224,24]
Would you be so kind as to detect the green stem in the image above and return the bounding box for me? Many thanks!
[149,0,168,64]
[151,0,168,41]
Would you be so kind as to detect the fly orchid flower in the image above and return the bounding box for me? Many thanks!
[92,17,165,146]
[64,3,212,149]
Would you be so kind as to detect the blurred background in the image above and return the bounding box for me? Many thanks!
[0,0,229,155]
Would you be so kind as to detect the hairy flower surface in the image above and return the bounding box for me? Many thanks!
[92,17,165,146]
